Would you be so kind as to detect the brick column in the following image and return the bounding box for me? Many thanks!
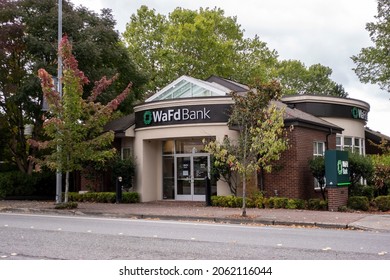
[327,187,348,211]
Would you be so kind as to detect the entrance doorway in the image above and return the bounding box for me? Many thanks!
[176,154,210,201]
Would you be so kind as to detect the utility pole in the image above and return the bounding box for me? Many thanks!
[56,0,63,204]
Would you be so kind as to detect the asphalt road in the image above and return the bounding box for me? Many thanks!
[0,213,389,260]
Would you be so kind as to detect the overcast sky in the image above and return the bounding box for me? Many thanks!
[70,0,390,136]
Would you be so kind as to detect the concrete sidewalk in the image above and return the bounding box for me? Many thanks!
[1,200,390,232]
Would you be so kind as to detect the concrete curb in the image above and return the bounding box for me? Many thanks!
[0,207,366,231]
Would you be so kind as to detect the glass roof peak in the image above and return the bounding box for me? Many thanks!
[145,75,231,102]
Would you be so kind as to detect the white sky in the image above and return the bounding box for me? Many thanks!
[70,0,390,136]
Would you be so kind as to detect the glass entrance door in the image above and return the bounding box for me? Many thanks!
[176,154,209,201]
[176,156,192,199]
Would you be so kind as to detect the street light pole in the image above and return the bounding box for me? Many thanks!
[56,0,63,204]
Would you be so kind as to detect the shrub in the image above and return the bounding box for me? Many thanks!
[348,152,374,193]
[286,199,306,210]
[308,199,328,210]
[272,197,289,209]
[348,196,369,211]
[249,192,264,208]
[122,192,140,203]
[110,156,136,189]
[361,185,376,200]
[374,196,390,211]
[211,195,222,207]
[0,171,37,196]
[0,170,55,198]
[0,187,5,200]
[210,195,244,208]
[264,197,289,209]
[67,192,139,203]
[350,184,376,200]
[55,202,78,209]
[338,205,349,212]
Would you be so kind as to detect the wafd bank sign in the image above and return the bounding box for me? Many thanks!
[135,104,231,128]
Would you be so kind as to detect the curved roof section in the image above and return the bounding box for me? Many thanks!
[274,101,343,133]
[145,75,232,102]
[281,94,370,111]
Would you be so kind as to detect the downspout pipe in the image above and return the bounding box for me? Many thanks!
[326,128,333,150]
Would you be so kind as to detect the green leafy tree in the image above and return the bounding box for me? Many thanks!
[277,60,348,97]
[124,6,347,98]
[209,140,240,196]
[205,81,289,216]
[348,152,374,195]
[123,5,168,94]
[124,6,278,93]
[0,0,145,175]
[30,36,132,202]
[110,155,136,190]
[352,0,390,93]
[370,139,390,195]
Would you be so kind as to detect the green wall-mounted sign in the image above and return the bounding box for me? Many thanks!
[325,150,350,187]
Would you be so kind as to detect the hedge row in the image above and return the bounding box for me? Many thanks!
[0,171,55,199]
[373,196,390,211]
[66,192,140,203]
[347,195,390,212]
[212,194,390,212]
[211,195,327,210]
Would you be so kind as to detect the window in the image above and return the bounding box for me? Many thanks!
[313,141,325,156]
[121,147,132,160]
[313,141,325,190]
[336,136,342,150]
[354,138,361,154]
[335,135,365,155]
[344,137,352,151]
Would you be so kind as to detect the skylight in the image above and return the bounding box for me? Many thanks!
[145,76,229,102]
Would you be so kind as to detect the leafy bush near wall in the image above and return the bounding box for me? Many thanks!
[212,195,317,210]
[0,171,37,197]
[350,184,376,200]
[348,196,370,211]
[307,199,328,211]
[211,192,265,208]
[55,202,78,209]
[122,192,141,203]
[0,171,56,198]
[0,187,5,200]
[67,192,140,203]
[211,195,244,208]
[286,198,306,210]
[265,197,288,209]
[374,196,390,211]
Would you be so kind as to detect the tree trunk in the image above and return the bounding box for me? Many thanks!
[320,184,326,200]
[65,171,69,203]
[241,173,247,217]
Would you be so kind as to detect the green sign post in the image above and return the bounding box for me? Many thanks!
[325,150,350,187]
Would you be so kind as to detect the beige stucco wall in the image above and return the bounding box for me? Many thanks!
[132,123,237,202]
[321,117,366,139]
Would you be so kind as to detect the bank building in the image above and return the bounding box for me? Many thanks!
[82,75,387,202]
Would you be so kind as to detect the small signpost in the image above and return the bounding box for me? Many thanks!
[325,150,350,211]
[325,150,350,187]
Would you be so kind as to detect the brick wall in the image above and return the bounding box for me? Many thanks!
[327,187,348,211]
[262,126,336,200]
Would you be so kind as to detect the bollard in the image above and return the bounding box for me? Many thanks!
[116,176,122,203]
[205,176,211,206]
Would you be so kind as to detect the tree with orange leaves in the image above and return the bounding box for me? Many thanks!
[30,36,132,203]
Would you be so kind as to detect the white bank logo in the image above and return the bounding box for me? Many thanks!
[143,108,211,125]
